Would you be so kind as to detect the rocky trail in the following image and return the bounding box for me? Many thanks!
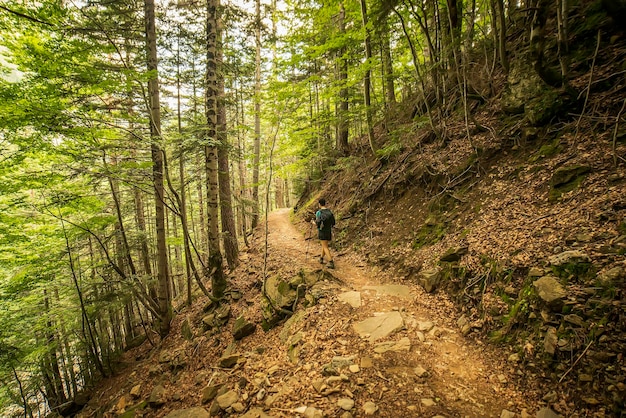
[90,208,556,418]
[223,208,546,418]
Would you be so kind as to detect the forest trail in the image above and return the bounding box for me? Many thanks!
[252,208,536,417]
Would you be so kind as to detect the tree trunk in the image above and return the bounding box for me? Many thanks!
[144,0,171,337]
[380,17,396,109]
[217,18,239,270]
[336,2,349,154]
[206,0,227,299]
[360,0,376,154]
[251,0,262,230]
[494,0,509,73]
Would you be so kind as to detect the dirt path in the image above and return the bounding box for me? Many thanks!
[250,208,534,417]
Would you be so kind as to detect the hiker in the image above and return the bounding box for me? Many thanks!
[311,198,336,268]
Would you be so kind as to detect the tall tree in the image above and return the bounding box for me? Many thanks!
[206,0,227,299]
[251,0,262,230]
[144,0,171,337]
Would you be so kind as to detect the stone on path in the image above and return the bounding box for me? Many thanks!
[362,285,412,298]
[164,407,210,418]
[501,409,516,418]
[216,390,238,409]
[338,291,362,308]
[536,407,562,418]
[374,337,411,353]
[363,401,378,415]
[337,398,355,410]
[353,312,404,342]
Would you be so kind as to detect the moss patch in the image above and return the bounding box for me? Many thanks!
[549,165,591,201]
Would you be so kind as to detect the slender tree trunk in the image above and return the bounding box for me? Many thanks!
[42,290,67,409]
[144,0,171,337]
[380,17,396,109]
[251,0,262,230]
[206,0,227,299]
[556,0,569,82]
[360,0,376,154]
[236,79,250,247]
[175,32,193,306]
[336,3,349,154]
[494,0,509,73]
[217,23,239,270]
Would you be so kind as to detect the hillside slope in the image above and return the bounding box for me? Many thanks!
[295,8,626,414]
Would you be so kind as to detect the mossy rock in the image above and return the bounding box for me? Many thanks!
[118,401,148,418]
[525,89,564,126]
[549,165,590,201]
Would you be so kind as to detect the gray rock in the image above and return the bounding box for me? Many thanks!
[548,250,590,267]
[216,390,238,409]
[362,285,412,298]
[337,398,355,410]
[148,385,166,407]
[164,407,210,418]
[533,276,566,306]
[130,384,141,398]
[536,407,561,418]
[338,291,362,308]
[440,246,468,262]
[181,318,194,341]
[544,327,558,355]
[418,269,441,293]
[421,398,435,407]
[363,401,378,415]
[373,337,411,353]
[202,384,223,404]
[232,316,256,340]
[414,365,428,378]
[597,266,624,286]
[501,410,516,418]
[564,314,584,327]
[265,276,297,309]
[303,406,324,418]
[528,267,545,277]
[508,353,521,363]
[331,356,356,368]
[218,354,241,368]
[353,312,404,342]
[418,321,435,332]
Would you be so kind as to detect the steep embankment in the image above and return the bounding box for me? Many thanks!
[295,30,626,418]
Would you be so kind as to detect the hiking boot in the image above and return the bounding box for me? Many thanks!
[328,260,335,269]
[319,257,325,264]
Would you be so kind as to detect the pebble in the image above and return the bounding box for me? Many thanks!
[337,398,355,410]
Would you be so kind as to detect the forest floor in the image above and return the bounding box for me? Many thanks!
[82,207,546,418]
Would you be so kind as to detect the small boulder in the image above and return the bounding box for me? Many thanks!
[536,407,562,418]
[418,269,441,293]
[232,316,256,340]
[216,390,238,409]
[544,327,558,355]
[148,385,166,407]
[337,398,355,410]
[164,407,210,418]
[440,246,468,262]
[533,276,566,307]
[363,401,378,415]
[219,354,241,368]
